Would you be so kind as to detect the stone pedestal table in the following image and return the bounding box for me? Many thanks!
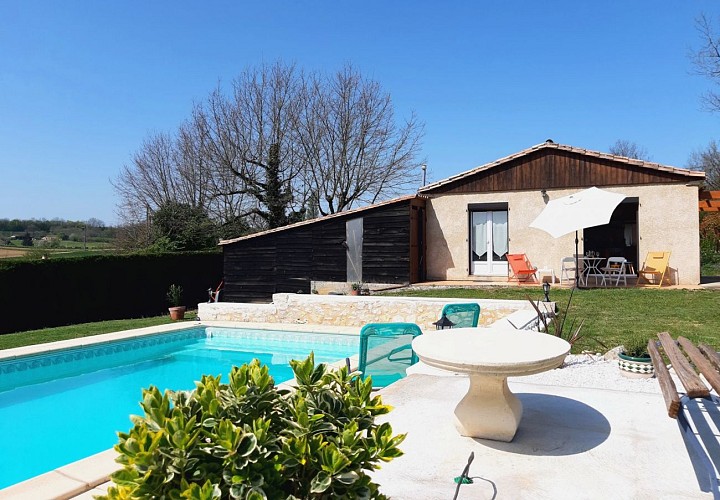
[411,328,570,442]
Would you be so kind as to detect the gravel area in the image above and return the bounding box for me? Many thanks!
[513,353,663,394]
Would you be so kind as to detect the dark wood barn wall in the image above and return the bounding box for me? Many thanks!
[222,198,425,303]
[310,219,346,282]
[426,149,696,194]
[223,233,280,303]
[363,203,412,283]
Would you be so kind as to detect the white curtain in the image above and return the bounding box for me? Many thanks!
[472,212,487,260]
[624,224,636,246]
[492,211,508,259]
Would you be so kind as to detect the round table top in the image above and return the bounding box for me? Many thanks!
[411,327,570,377]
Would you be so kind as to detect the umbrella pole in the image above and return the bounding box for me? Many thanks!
[575,230,582,289]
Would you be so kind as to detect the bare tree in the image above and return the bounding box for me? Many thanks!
[114,60,424,236]
[114,132,180,224]
[198,63,306,229]
[692,13,720,112]
[113,124,224,247]
[688,139,720,190]
[86,218,105,228]
[112,110,250,235]
[608,139,651,161]
[180,107,253,231]
[295,65,423,215]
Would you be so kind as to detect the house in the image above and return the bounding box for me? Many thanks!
[419,140,704,285]
[219,141,704,302]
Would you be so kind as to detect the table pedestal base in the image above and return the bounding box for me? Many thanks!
[454,375,523,442]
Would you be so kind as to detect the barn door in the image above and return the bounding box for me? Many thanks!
[346,218,363,282]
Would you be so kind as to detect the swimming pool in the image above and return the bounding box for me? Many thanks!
[0,326,359,488]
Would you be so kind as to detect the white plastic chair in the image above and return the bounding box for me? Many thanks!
[559,257,576,285]
[601,257,628,286]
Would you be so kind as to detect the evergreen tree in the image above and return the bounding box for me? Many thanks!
[21,232,33,247]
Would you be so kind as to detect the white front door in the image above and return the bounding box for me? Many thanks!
[470,210,508,276]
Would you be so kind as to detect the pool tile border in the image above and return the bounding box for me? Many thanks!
[0,328,208,391]
[0,321,362,497]
[0,321,201,362]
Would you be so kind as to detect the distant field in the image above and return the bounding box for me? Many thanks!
[3,239,112,249]
[0,247,27,258]
[0,245,117,260]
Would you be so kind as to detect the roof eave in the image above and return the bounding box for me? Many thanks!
[219,194,422,246]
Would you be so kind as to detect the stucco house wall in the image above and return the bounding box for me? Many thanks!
[426,184,700,285]
[633,184,700,284]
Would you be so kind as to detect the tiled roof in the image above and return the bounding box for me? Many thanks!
[219,194,421,245]
[419,141,705,193]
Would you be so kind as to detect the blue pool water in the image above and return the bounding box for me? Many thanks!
[0,326,358,488]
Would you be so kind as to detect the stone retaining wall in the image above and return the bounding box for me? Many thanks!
[198,293,538,331]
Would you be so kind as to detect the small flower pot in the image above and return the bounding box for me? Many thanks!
[168,306,186,321]
[349,289,360,296]
[618,352,654,378]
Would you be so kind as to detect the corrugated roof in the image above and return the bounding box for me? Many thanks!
[219,194,421,245]
[419,141,705,193]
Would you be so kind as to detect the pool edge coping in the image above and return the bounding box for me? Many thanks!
[0,321,362,362]
[0,322,362,497]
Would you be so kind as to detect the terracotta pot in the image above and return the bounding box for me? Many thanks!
[349,289,360,296]
[168,306,186,321]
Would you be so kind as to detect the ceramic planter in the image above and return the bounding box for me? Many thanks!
[618,352,654,378]
[168,306,186,321]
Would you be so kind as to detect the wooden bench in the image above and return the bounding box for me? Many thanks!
[648,332,720,497]
[648,332,720,418]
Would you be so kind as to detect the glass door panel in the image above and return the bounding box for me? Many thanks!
[471,210,508,276]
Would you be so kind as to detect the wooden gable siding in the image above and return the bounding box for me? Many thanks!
[222,198,421,302]
[426,149,696,194]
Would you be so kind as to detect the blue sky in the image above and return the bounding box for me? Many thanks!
[1,1,718,224]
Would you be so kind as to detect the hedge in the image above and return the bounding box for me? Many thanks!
[0,252,223,335]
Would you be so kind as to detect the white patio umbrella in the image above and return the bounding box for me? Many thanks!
[529,187,627,287]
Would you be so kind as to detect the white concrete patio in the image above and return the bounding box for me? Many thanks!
[371,374,711,499]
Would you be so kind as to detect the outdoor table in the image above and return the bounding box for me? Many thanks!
[578,256,605,286]
[411,327,570,442]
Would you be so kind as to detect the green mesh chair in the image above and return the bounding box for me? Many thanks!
[358,322,423,388]
[440,303,481,328]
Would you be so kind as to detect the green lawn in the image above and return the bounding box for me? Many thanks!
[381,287,720,353]
[1,287,718,354]
[0,311,197,351]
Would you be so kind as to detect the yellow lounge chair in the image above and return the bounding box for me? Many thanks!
[638,251,671,288]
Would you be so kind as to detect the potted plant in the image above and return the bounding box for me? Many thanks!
[349,281,362,296]
[618,334,654,378]
[166,284,186,320]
